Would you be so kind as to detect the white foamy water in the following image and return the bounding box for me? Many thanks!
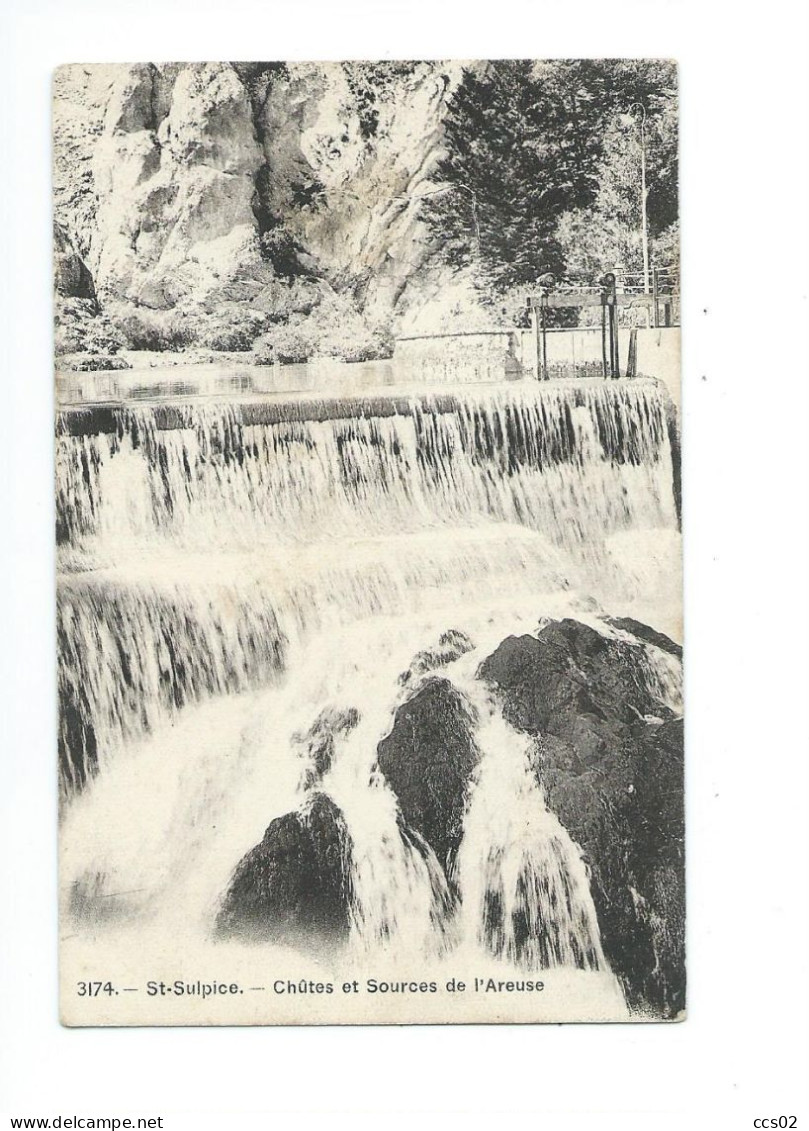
[454,674,607,972]
[57,376,681,1005]
[57,379,676,558]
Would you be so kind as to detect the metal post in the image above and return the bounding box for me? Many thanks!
[539,298,548,380]
[627,328,638,377]
[600,272,619,378]
[535,274,556,381]
[530,304,542,381]
[608,275,620,378]
[652,266,660,329]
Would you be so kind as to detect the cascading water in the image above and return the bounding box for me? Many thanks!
[454,674,607,973]
[57,374,682,1016]
[56,380,676,556]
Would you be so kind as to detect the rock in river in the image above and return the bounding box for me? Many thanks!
[479,618,685,1018]
[216,792,352,948]
[377,675,479,878]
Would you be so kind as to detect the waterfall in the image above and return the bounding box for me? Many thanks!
[59,607,677,1006]
[454,677,606,972]
[57,374,681,1009]
[56,378,679,796]
[56,380,676,557]
[56,525,578,795]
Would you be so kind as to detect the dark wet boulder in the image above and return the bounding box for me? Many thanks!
[545,716,685,1018]
[293,705,360,789]
[215,793,352,948]
[479,619,684,1018]
[399,628,475,685]
[605,616,682,660]
[438,628,475,654]
[377,676,479,875]
[479,618,669,735]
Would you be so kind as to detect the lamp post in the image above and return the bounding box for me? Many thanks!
[631,103,650,296]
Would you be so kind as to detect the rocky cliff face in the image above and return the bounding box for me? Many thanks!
[53,61,467,361]
[250,62,458,318]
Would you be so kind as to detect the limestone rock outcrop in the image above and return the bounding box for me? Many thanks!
[52,62,465,358]
[89,62,268,313]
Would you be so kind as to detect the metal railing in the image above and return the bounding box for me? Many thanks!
[618,264,679,297]
[548,264,679,298]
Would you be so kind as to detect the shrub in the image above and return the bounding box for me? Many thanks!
[59,353,132,372]
[197,307,268,352]
[115,307,196,351]
[652,221,679,272]
[252,290,392,365]
[54,298,127,357]
[253,321,316,365]
[252,276,322,322]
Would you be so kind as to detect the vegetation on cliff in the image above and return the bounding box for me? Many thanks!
[53,60,678,365]
[423,59,678,312]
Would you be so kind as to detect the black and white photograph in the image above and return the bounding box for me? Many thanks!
[2,0,809,1121]
[53,59,684,1026]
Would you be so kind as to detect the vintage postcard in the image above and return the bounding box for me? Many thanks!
[54,60,683,1026]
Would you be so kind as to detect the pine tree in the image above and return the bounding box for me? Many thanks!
[423,60,678,294]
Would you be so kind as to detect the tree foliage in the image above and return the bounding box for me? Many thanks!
[341,61,419,142]
[423,59,678,294]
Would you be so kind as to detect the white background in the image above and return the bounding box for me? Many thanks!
[1,1,808,1127]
